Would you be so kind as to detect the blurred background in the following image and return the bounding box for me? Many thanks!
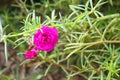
[0,0,120,80]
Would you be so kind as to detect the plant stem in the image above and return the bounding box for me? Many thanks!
[97,13,120,21]
[3,28,39,39]
[84,40,120,46]
[68,40,120,46]
[42,59,87,79]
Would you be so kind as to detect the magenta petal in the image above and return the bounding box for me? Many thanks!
[25,48,38,59]
[34,26,59,52]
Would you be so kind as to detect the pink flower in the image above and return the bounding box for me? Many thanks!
[25,48,38,59]
[34,26,58,52]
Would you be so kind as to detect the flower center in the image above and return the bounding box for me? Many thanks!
[41,34,50,44]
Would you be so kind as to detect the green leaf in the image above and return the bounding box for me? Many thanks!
[0,21,2,41]
[4,39,8,63]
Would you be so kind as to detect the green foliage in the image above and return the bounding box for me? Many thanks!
[0,0,120,80]
[0,75,12,80]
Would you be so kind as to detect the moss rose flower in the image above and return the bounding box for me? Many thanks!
[34,26,58,52]
[25,48,38,59]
